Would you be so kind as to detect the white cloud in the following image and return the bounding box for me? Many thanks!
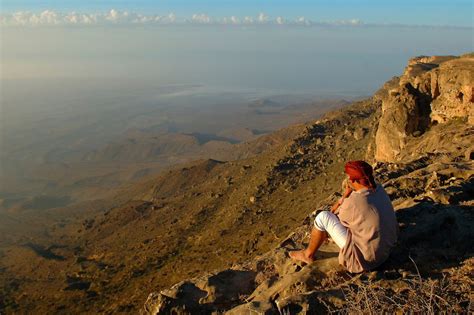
[275,16,285,25]
[257,13,268,23]
[40,10,59,25]
[105,9,120,22]
[8,10,463,28]
[1,9,171,26]
[64,12,98,24]
[296,16,311,26]
[219,16,240,25]
[191,13,211,24]
[1,10,469,28]
[230,16,240,24]
[167,12,176,23]
[243,16,254,24]
[335,19,363,26]
[9,10,61,26]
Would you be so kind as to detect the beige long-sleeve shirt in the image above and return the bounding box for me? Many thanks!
[337,183,399,273]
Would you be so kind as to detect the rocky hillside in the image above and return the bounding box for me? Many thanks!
[143,54,474,314]
[375,54,473,162]
[0,99,370,312]
[1,54,472,314]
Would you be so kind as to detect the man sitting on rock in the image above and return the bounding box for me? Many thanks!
[289,160,399,273]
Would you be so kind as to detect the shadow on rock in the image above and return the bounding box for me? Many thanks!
[382,201,473,274]
[143,269,257,314]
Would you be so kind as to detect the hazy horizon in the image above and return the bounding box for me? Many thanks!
[1,1,473,205]
[3,24,472,92]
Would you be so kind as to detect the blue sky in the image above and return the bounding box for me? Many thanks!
[1,0,473,27]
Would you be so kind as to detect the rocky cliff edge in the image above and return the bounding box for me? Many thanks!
[143,54,473,314]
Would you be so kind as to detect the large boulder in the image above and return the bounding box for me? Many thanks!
[375,54,474,162]
[375,83,431,162]
[429,57,474,124]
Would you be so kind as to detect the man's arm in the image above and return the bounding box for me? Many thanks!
[331,181,353,214]
[330,197,343,214]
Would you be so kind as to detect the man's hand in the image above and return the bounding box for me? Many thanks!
[331,179,353,214]
[343,178,353,198]
[330,197,343,214]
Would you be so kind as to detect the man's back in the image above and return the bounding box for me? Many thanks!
[338,183,398,273]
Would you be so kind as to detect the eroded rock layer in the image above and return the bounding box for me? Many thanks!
[143,54,473,314]
[375,53,473,162]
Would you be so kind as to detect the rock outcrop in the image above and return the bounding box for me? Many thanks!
[142,156,473,314]
[375,53,473,162]
[143,55,474,314]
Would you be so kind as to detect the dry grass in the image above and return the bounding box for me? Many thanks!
[329,258,473,314]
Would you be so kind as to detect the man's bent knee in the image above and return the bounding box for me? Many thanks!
[314,210,332,231]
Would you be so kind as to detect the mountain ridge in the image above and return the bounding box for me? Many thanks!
[142,54,473,314]
[1,54,472,314]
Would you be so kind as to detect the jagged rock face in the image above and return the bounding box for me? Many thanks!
[375,82,431,162]
[143,153,474,314]
[429,57,474,124]
[142,55,473,314]
[375,54,474,162]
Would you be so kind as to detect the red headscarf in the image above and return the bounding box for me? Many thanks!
[344,160,376,190]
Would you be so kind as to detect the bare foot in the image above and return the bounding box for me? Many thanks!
[289,250,314,264]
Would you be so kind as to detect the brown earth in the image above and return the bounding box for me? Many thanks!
[142,54,473,314]
[1,55,473,314]
[0,98,376,314]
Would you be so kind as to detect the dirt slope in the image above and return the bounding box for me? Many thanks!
[142,55,473,314]
[1,55,472,314]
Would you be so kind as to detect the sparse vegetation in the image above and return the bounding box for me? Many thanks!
[1,55,472,314]
[332,259,472,314]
